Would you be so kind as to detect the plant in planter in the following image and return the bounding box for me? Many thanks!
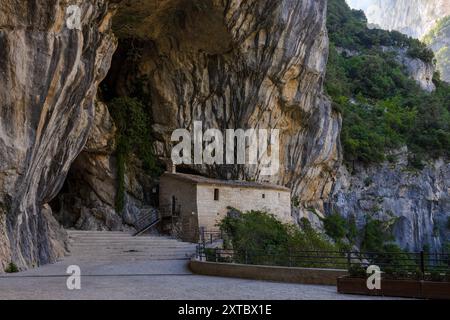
[428,270,445,282]
[348,263,367,278]
[413,268,424,281]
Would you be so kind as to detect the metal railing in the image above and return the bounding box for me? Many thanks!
[133,207,161,236]
[196,245,450,279]
[199,228,224,245]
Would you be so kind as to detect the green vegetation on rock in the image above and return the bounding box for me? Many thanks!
[424,16,450,83]
[326,0,450,166]
[322,211,357,249]
[108,97,160,213]
[219,211,344,268]
[4,262,19,273]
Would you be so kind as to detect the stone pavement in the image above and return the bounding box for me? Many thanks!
[0,231,398,300]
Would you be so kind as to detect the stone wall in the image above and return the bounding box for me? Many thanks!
[196,184,292,231]
[159,175,199,241]
[159,173,291,241]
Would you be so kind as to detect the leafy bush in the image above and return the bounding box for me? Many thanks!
[413,268,424,281]
[4,262,19,273]
[323,212,348,242]
[348,263,366,278]
[360,217,395,252]
[323,212,360,251]
[219,211,344,268]
[428,270,445,282]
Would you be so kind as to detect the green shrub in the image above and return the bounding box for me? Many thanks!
[323,212,348,243]
[219,211,344,268]
[4,262,19,273]
[360,217,393,252]
[413,268,424,281]
[429,270,445,282]
[348,263,366,278]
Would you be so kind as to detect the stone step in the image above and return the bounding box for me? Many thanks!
[68,254,195,259]
[61,256,191,266]
[69,239,197,247]
[69,238,196,245]
[70,248,196,253]
[69,242,191,246]
[68,236,186,241]
[67,231,133,235]
[68,235,186,241]
[68,237,195,243]
[65,230,197,264]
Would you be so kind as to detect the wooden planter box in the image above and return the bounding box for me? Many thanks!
[422,281,450,300]
[337,277,450,300]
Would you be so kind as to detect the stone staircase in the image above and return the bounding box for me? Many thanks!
[67,230,198,263]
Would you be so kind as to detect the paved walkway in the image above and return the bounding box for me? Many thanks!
[0,231,396,300]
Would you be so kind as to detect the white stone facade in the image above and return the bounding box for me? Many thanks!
[159,172,292,242]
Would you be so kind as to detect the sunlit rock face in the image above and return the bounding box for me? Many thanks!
[425,18,450,83]
[0,1,117,270]
[346,0,450,39]
[346,0,450,82]
[108,0,341,217]
[0,0,341,269]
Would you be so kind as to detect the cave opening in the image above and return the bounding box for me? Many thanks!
[48,0,232,232]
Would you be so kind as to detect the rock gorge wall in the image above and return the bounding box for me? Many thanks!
[337,0,450,251]
[329,154,450,252]
[346,0,450,39]
[346,0,450,82]
[0,0,117,270]
[425,18,450,83]
[0,0,448,272]
[1,0,341,269]
[105,0,341,213]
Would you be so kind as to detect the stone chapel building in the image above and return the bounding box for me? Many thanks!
[159,171,292,242]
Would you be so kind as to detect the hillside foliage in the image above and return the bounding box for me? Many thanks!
[326,0,450,166]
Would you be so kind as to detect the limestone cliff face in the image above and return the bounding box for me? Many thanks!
[109,0,341,215]
[330,153,450,252]
[0,1,117,269]
[0,0,340,269]
[393,48,436,92]
[346,0,450,39]
[346,0,450,83]
[425,18,450,82]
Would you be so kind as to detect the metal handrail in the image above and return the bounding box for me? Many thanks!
[196,245,450,277]
[133,208,161,236]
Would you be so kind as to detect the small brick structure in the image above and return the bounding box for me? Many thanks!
[159,172,292,242]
